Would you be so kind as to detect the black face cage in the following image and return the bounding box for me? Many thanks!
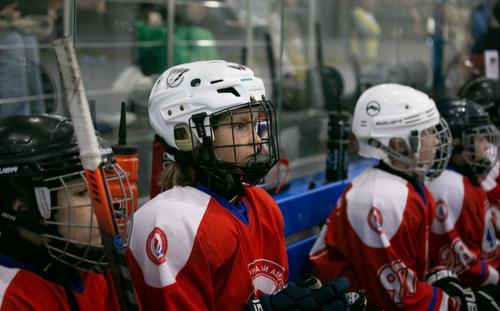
[462,123,500,177]
[188,97,279,185]
[42,162,134,272]
[420,118,453,180]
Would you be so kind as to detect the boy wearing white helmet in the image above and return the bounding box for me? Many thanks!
[309,84,489,310]
[127,60,351,311]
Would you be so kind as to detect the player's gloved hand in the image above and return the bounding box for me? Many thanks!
[246,276,350,311]
[296,275,367,311]
[426,269,500,311]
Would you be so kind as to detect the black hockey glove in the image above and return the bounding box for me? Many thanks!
[426,269,500,311]
[246,277,350,311]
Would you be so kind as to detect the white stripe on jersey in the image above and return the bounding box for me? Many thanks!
[483,265,500,286]
[309,219,330,258]
[346,168,409,249]
[0,265,20,306]
[481,161,500,192]
[130,186,211,288]
[426,170,465,235]
[437,291,450,310]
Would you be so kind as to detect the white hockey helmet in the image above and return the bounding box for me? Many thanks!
[148,60,279,185]
[352,83,452,179]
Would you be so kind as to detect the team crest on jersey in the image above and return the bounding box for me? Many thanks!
[166,68,189,88]
[368,207,384,234]
[435,200,449,222]
[146,227,168,265]
[248,259,285,297]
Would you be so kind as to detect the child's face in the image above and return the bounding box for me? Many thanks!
[418,127,440,164]
[54,178,101,248]
[212,107,262,165]
[471,135,490,161]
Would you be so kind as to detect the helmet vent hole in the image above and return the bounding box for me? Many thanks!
[210,79,223,84]
[217,87,240,97]
[405,104,410,109]
[180,105,184,111]
[168,110,172,116]
[190,79,201,87]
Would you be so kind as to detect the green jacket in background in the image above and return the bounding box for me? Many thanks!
[135,20,217,75]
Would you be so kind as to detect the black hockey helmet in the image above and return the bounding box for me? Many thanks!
[458,78,500,126]
[0,114,132,272]
[435,98,499,177]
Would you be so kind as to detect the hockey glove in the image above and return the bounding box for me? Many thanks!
[246,277,350,311]
[426,269,500,311]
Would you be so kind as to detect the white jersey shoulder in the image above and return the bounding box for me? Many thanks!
[130,186,211,288]
[481,160,500,192]
[346,168,409,249]
[0,265,20,306]
[426,169,465,235]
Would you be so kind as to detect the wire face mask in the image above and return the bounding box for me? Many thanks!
[462,124,500,177]
[40,161,133,272]
[414,118,453,180]
[188,97,279,185]
[368,117,452,181]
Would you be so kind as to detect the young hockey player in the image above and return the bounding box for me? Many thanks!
[310,84,497,310]
[0,114,134,310]
[459,78,500,235]
[127,60,351,311]
[426,98,499,298]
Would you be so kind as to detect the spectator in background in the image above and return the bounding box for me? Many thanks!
[269,0,308,110]
[0,1,52,116]
[349,0,380,68]
[470,0,489,53]
[135,2,217,76]
[481,0,500,53]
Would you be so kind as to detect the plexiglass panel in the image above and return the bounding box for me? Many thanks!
[1,0,492,200]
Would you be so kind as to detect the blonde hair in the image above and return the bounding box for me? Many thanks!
[158,160,198,190]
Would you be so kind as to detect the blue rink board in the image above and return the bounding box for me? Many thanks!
[274,157,377,281]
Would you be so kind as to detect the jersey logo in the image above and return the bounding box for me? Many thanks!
[248,259,285,297]
[366,101,381,116]
[368,207,384,234]
[166,68,189,88]
[146,227,168,265]
[435,199,449,222]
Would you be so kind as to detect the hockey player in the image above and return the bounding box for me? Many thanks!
[0,114,134,310]
[310,83,497,310]
[127,60,351,310]
[426,98,499,297]
[458,78,500,234]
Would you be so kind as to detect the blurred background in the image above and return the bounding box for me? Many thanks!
[1,0,498,203]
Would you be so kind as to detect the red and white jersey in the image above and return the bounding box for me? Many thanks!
[427,169,499,285]
[127,185,288,311]
[0,259,119,311]
[481,160,500,234]
[310,167,459,311]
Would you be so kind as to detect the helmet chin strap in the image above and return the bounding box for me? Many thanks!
[367,138,426,179]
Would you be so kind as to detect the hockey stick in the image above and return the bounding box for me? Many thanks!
[53,36,139,311]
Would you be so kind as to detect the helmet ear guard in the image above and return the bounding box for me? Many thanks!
[174,123,196,152]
